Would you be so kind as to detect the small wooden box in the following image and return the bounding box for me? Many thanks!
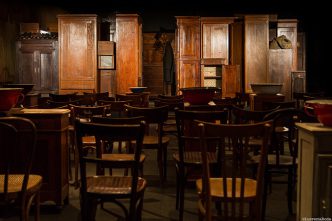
[98,41,114,55]
[20,23,39,33]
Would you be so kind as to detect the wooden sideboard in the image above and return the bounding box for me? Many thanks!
[296,123,332,220]
[10,108,70,207]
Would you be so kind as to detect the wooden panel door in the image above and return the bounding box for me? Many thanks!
[16,40,58,93]
[244,15,269,93]
[58,14,97,93]
[116,14,142,94]
[277,19,298,71]
[179,60,200,88]
[222,64,241,98]
[268,49,293,100]
[142,33,163,95]
[176,16,200,90]
[201,17,234,64]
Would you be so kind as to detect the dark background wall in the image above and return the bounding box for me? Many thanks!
[1,0,330,95]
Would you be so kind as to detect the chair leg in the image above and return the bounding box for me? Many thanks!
[34,191,40,221]
[178,172,185,221]
[175,165,180,210]
[163,145,168,182]
[262,172,268,221]
[287,167,294,215]
[157,148,164,184]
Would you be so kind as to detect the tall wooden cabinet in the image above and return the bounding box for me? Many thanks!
[58,14,97,94]
[277,19,298,71]
[175,16,201,89]
[16,39,58,94]
[115,14,142,94]
[268,49,293,100]
[244,15,269,93]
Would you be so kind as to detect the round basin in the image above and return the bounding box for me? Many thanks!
[305,99,332,127]
[0,88,24,111]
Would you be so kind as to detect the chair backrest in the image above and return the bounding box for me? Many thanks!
[75,119,145,203]
[198,120,273,221]
[154,99,184,111]
[69,104,110,122]
[116,94,143,107]
[157,94,184,100]
[80,92,111,106]
[125,104,169,125]
[46,99,81,108]
[49,92,77,102]
[175,109,228,159]
[262,100,296,110]
[96,100,130,117]
[263,107,309,165]
[231,105,278,124]
[0,117,37,205]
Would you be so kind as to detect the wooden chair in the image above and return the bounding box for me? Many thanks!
[258,108,310,215]
[69,104,111,187]
[116,94,143,107]
[174,109,228,221]
[125,104,170,184]
[97,100,130,117]
[91,116,146,176]
[157,94,184,100]
[196,120,273,221]
[75,119,147,221]
[0,117,43,221]
[154,98,184,137]
[48,92,78,102]
[80,91,112,106]
[262,100,296,110]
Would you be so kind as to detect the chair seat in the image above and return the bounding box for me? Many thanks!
[102,153,146,162]
[196,177,257,199]
[0,174,42,197]
[142,135,170,146]
[83,136,96,145]
[173,151,218,164]
[275,126,289,133]
[86,176,147,195]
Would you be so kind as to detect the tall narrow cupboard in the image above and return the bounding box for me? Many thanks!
[57,14,97,93]
[115,14,142,94]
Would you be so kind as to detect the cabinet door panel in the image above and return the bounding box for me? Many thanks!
[244,16,269,93]
[58,15,97,93]
[18,51,35,85]
[178,60,200,88]
[116,15,141,94]
[202,23,228,60]
[16,40,58,93]
[222,65,240,97]
[177,18,200,60]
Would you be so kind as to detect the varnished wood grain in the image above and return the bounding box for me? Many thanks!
[58,14,97,93]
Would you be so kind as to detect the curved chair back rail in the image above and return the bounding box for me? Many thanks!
[0,117,42,221]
